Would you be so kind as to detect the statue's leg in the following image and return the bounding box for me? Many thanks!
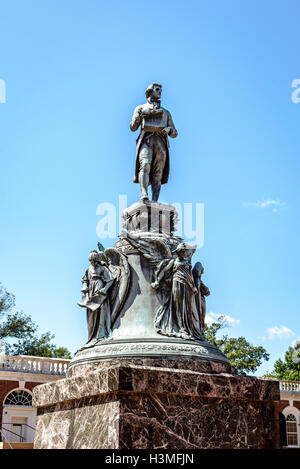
[139,143,152,201]
[151,138,166,202]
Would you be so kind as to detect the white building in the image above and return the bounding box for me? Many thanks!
[0,354,70,449]
[278,380,300,448]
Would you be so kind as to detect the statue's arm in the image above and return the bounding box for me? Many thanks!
[151,258,174,289]
[130,105,143,132]
[167,112,178,138]
[200,281,210,297]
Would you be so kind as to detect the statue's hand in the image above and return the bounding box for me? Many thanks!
[141,107,162,117]
[141,108,153,117]
[161,126,171,135]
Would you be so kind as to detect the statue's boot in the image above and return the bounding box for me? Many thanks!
[139,171,150,202]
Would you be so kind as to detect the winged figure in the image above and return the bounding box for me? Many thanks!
[123,233,204,341]
[78,245,130,347]
[104,247,131,327]
[121,231,176,289]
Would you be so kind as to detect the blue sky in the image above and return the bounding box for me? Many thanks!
[0,0,299,375]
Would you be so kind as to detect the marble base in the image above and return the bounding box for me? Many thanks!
[33,361,280,449]
[67,357,233,378]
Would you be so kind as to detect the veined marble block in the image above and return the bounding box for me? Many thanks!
[33,361,280,449]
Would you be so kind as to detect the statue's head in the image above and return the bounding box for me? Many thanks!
[145,82,162,101]
[89,250,106,266]
[193,261,204,277]
[173,242,196,260]
[88,250,100,265]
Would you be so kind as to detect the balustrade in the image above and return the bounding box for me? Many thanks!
[0,354,69,376]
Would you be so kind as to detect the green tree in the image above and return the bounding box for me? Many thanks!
[205,316,269,375]
[266,344,300,381]
[0,283,71,358]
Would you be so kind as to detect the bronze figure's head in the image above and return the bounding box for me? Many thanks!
[145,82,162,101]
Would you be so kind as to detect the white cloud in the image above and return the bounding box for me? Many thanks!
[205,312,240,326]
[244,199,283,212]
[266,325,296,340]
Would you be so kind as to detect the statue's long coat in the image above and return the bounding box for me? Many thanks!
[133,130,170,185]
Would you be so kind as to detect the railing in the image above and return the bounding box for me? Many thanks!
[0,425,25,444]
[0,354,70,376]
[280,381,300,393]
[1,423,35,443]
[0,429,14,449]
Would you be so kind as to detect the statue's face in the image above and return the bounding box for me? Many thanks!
[151,85,162,101]
[177,250,186,260]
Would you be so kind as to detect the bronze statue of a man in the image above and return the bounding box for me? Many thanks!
[130,83,178,202]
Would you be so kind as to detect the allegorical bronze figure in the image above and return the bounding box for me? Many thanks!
[78,246,130,348]
[192,262,210,332]
[78,250,114,345]
[130,83,178,202]
[153,242,204,341]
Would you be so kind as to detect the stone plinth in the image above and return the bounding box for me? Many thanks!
[33,361,280,449]
[122,200,178,236]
